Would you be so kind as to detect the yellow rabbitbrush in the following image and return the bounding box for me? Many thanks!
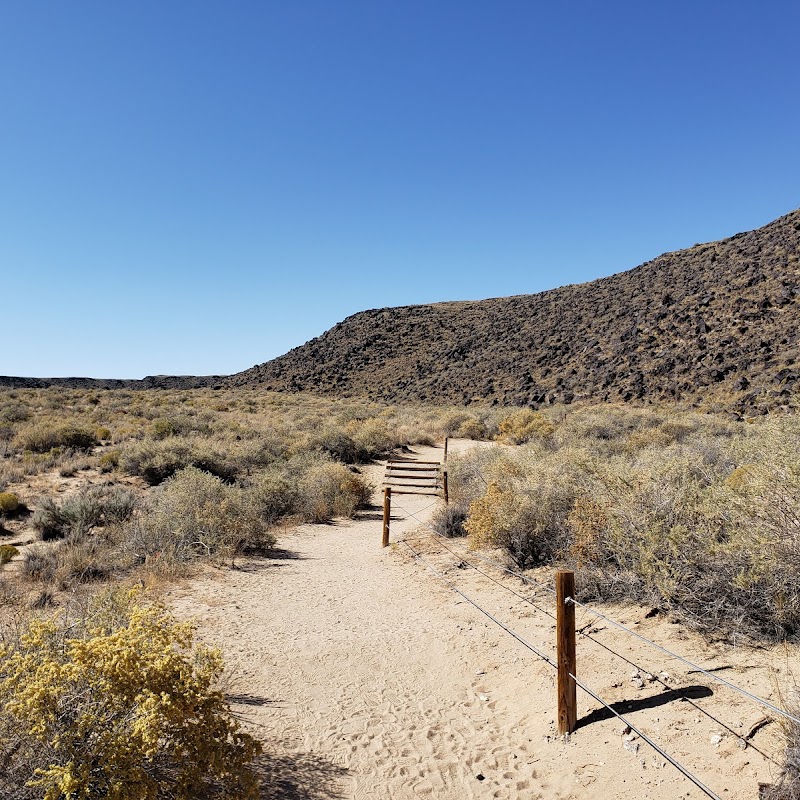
[0,589,261,800]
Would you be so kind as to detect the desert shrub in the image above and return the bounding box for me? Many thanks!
[0,403,29,424]
[150,415,210,440]
[0,588,261,799]
[21,545,59,582]
[431,503,468,538]
[439,411,473,437]
[121,438,236,486]
[498,409,555,444]
[32,488,136,541]
[51,539,121,586]
[760,682,800,800]
[298,461,373,523]
[451,410,800,640]
[350,417,396,458]
[95,426,111,441]
[126,467,275,567]
[249,471,302,524]
[98,449,121,472]
[15,423,97,453]
[464,479,572,569]
[0,545,18,566]
[305,426,362,464]
[456,417,487,440]
[0,492,19,516]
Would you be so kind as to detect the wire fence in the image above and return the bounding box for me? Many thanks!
[385,481,791,800]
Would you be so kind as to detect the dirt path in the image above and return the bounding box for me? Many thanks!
[170,441,791,799]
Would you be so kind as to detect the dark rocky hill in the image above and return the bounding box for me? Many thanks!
[0,375,222,390]
[229,209,800,413]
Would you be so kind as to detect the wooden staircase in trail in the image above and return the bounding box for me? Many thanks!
[382,459,444,498]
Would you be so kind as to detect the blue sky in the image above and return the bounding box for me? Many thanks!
[2,1,798,378]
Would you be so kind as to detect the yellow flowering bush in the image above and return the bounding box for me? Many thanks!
[0,589,261,799]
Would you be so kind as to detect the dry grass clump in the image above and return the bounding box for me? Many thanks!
[0,587,261,800]
[451,405,800,642]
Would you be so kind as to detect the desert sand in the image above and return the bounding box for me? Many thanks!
[170,440,792,799]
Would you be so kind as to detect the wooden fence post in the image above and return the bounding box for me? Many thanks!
[382,487,391,547]
[444,436,449,462]
[443,470,449,505]
[556,569,577,735]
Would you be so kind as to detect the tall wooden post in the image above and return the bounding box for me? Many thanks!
[443,470,449,505]
[444,436,449,462]
[556,570,577,735]
[382,487,391,547]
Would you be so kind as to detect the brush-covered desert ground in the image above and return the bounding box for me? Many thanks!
[0,388,798,798]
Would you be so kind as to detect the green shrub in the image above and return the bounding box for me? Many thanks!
[0,545,19,566]
[0,492,19,516]
[0,588,261,799]
[98,449,121,472]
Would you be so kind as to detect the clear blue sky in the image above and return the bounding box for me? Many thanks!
[2,1,798,378]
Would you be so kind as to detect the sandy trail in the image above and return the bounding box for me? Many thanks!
[170,441,791,799]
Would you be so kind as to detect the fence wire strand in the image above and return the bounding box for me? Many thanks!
[401,538,557,667]
[385,457,794,798]
[391,490,800,728]
[568,671,722,800]
[568,597,800,726]
[391,500,555,596]
[399,534,722,800]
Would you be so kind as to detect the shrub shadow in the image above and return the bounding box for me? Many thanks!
[254,752,347,800]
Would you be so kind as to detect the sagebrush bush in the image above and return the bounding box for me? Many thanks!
[0,588,261,799]
[15,423,98,453]
[98,449,121,472]
[452,407,800,641]
[431,503,468,538]
[497,409,555,444]
[120,438,236,486]
[32,488,135,542]
[126,467,275,568]
[299,461,373,523]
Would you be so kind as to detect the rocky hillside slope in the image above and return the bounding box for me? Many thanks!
[229,209,800,413]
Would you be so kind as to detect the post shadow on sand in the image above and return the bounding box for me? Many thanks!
[575,685,713,730]
[254,752,347,800]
